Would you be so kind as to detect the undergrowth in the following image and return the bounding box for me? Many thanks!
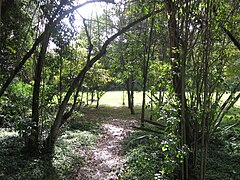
[121,128,181,180]
[0,117,99,180]
[206,112,240,180]
[121,108,240,180]
[121,130,165,179]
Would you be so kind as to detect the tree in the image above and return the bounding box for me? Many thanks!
[44,8,162,151]
[164,0,240,178]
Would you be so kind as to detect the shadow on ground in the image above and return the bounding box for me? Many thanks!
[0,135,58,180]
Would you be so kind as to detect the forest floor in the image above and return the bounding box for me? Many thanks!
[73,106,139,180]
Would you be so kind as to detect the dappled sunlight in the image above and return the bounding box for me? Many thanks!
[74,108,137,180]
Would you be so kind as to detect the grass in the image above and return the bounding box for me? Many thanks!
[82,105,143,120]
[99,91,147,107]
[80,91,150,107]
[99,91,240,106]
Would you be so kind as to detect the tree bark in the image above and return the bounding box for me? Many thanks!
[141,15,155,127]
[126,79,135,114]
[29,29,51,151]
[222,26,240,51]
[166,0,193,179]
[0,33,44,97]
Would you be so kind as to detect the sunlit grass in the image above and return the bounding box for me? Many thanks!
[86,91,240,108]
[99,91,148,107]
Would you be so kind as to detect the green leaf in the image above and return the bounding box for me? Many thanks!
[6,46,17,54]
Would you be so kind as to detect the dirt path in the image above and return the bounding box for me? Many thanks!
[74,107,138,180]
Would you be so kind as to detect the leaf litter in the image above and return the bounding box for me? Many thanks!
[73,107,138,180]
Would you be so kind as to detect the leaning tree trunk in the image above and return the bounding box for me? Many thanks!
[141,14,155,127]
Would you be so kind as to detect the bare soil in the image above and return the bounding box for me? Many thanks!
[74,107,138,180]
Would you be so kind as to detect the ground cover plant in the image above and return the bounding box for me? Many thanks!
[0,117,99,180]
[122,105,240,179]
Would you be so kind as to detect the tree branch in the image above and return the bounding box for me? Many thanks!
[222,26,240,51]
[0,0,114,97]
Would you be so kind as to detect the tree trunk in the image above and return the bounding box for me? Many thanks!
[0,33,44,97]
[141,15,155,127]
[28,29,50,151]
[91,91,94,104]
[130,79,135,114]
[122,90,125,105]
[59,46,63,105]
[181,0,190,178]
[166,0,193,178]
[200,1,211,179]
[86,91,89,106]
[96,91,100,108]
[126,79,135,114]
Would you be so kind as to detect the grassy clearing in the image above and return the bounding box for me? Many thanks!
[79,91,150,107]
[81,105,143,121]
[87,91,240,112]
[99,91,147,107]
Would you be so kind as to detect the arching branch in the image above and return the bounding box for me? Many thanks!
[0,0,115,97]
[222,26,240,51]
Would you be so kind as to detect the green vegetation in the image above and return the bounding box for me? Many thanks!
[1,0,240,179]
[122,105,240,179]
[0,118,98,180]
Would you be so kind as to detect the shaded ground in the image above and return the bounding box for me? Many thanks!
[74,107,138,180]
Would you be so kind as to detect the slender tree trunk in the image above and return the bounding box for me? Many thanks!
[141,83,146,126]
[126,79,135,114]
[96,91,100,108]
[59,46,63,105]
[150,90,153,120]
[181,0,190,178]
[141,15,155,126]
[122,90,125,105]
[200,1,211,179]
[166,0,193,179]
[29,29,51,151]
[0,33,44,97]
[91,91,94,103]
[130,79,135,114]
[86,91,89,106]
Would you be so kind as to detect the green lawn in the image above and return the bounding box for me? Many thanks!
[95,91,240,108]
[99,91,147,107]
